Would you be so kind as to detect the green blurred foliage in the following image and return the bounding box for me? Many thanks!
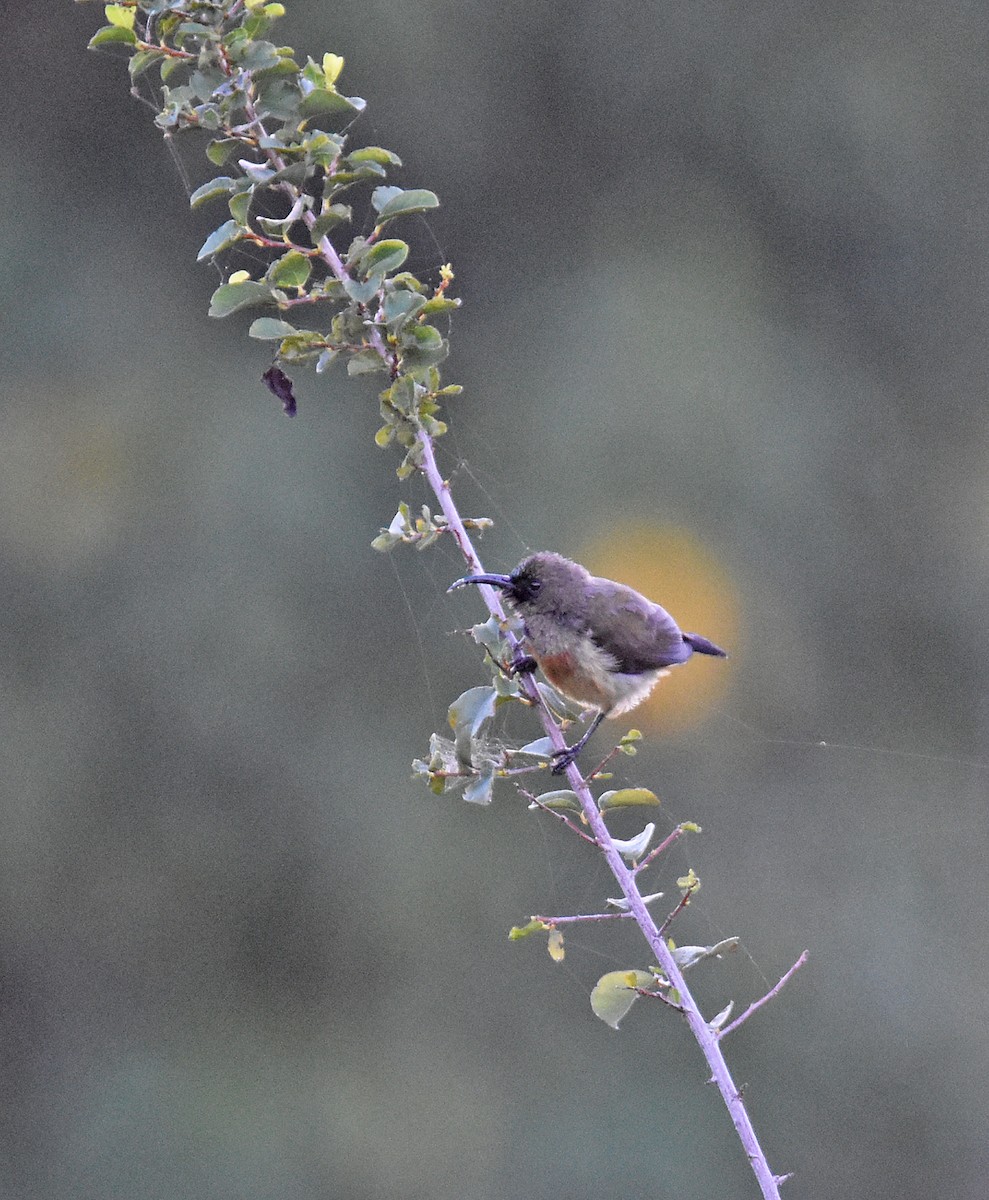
[1,1,988,1197]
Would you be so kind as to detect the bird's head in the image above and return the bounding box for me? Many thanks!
[448,552,590,616]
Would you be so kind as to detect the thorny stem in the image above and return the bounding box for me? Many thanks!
[718,951,809,1041]
[658,889,694,938]
[635,823,689,874]
[158,31,798,1192]
[519,790,597,843]
[532,911,637,925]
[417,432,793,1199]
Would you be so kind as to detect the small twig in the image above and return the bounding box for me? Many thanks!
[634,823,689,874]
[635,984,685,1012]
[519,788,597,844]
[531,910,635,926]
[587,743,623,778]
[717,951,809,1040]
[658,889,694,937]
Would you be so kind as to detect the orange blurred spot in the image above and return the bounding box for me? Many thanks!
[578,523,739,736]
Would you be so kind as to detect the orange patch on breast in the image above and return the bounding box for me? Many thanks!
[536,650,613,710]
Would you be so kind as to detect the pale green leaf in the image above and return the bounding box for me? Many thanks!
[590,970,654,1030]
[528,789,581,814]
[105,4,136,30]
[610,823,656,860]
[208,280,273,317]
[248,317,298,340]
[189,176,238,208]
[375,188,440,221]
[671,938,740,970]
[598,788,660,811]
[197,219,245,261]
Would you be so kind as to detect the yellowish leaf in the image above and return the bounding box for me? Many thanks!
[104,4,135,30]
[323,53,345,86]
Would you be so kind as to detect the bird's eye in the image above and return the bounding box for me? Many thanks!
[529,578,542,593]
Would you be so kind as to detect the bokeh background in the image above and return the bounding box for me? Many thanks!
[2,2,988,1197]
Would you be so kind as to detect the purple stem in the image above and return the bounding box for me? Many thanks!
[717,951,809,1041]
[228,95,793,1194]
[417,435,791,1198]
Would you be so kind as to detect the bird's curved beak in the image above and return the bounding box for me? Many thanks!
[447,571,512,593]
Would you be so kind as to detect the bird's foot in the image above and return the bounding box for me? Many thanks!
[550,745,581,775]
[507,653,537,677]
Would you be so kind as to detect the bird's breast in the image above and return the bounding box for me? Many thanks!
[536,648,618,711]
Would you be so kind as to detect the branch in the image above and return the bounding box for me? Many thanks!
[417,422,791,1198]
[717,951,809,1041]
[85,5,801,1193]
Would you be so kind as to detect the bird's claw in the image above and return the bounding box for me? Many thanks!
[550,746,580,776]
[508,653,537,677]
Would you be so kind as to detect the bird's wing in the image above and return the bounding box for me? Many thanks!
[584,581,690,673]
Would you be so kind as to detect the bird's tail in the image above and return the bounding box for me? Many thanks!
[683,633,728,658]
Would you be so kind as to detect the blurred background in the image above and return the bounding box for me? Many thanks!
[2,1,988,1196]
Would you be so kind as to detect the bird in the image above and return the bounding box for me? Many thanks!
[448,551,727,773]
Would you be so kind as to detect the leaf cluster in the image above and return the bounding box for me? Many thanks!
[86,0,460,443]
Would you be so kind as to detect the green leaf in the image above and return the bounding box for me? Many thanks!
[234,40,282,71]
[197,220,246,261]
[160,56,187,83]
[268,251,311,289]
[406,323,443,351]
[590,971,655,1030]
[278,330,326,360]
[547,929,565,962]
[188,66,226,101]
[208,280,273,318]
[383,375,417,413]
[402,324,448,371]
[469,615,507,655]
[298,87,364,121]
[342,276,379,305]
[598,788,660,811]
[206,138,245,166]
[670,938,739,970]
[370,185,403,214]
[509,920,550,941]
[256,214,294,236]
[189,176,238,208]
[374,188,441,221]
[528,789,582,814]
[362,239,409,277]
[382,289,427,328]
[128,49,165,79]
[248,317,298,340]
[347,146,402,167]
[104,4,136,30]
[448,685,498,764]
[89,24,137,47]
[228,190,252,225]
[421,296,461,315]
[347,350,387,376]
[311,203,352,240]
